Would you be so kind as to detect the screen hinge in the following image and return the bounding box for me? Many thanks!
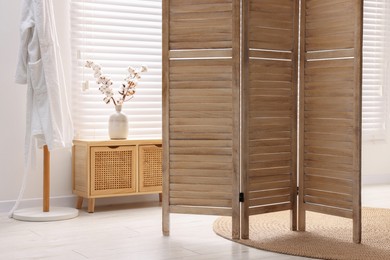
[239,192,244,203]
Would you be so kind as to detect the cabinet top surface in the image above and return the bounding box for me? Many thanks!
[73,139,162,146]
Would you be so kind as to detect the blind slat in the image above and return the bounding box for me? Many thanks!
[362,0,387,140]
[71,0,162,140]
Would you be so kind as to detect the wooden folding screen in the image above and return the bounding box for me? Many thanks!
[163,0,362,243]
[299,0,363,243]
[240,0,299,238]
[162,0,241,239]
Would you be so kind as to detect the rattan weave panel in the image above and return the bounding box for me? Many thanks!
[92,146,136,194]
[139,145,162,192]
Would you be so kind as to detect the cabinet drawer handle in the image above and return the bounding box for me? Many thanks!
[108,146,119,149]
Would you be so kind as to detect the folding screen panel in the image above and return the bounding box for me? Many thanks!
[163,0,362,243]
[299,0,362,243]
[162,0,241,239]
[241,0,299,238]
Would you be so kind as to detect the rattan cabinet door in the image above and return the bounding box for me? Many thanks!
[90,145,136,196]
[139,145,163,192]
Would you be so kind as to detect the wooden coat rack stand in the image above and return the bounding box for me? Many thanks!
[12,146,79,222]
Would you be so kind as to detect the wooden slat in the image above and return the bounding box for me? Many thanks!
[306,59,354,69]
[306,0,353,15]
[170,125,231,134]
[170,183,231,192]
[170,41,232,50]
[304,160,354,173]
[249,130,291,140]
[306,49,354,60]
[249,166,291,177]
[249,144,291,154]
[170,0,232,7]
[304,167,353,180]
[170,161,232,170]
[249,174,291,183]
[170,169,230,177]
[170,154,232,163]
[249,50,292,60]
[304,145,353,157]
[249,181,291,191]
[169,132,232,140]
[249,203,292,215]
[250,80,292,89]
[306,36,354,51]
[170,118,233,126]
[170,89,232,97]
[170,73,232,82]
[170,198,232,207]
[170,3,232,14]
[249,195,291,207]
[249,188,291,200]
[171,176,232,185]
[305,153,353,165]
[170,11,231,22]
[305,181,352,195]
[170,190,231,200]
[170,111,232,119]
[170,140,232,147]
[305,203,353,219]
[170,49,232,59]
[304,188,352,201]
[250,13,293,30]
[170,96,231,104]
[170,147,232,156]
[170,205,232,216]
[170,103,232,111]
[250,27,293,50]
[249,160,291,170]
[249,0,293,13]
[250,152,292,162]
[170,66,232,75]
[170,58,232,68]
[170,80,231,89]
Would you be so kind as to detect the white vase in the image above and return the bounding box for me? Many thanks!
[108,105,128,140]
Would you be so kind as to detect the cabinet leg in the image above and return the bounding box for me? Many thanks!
[76,197,83,209]
[159,193,162,202]
[88,198,95,213]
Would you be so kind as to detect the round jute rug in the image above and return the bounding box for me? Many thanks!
[213,208,390,260]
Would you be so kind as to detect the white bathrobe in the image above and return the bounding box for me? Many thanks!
[15,0,73,158]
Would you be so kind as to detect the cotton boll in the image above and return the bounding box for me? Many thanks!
[141,65,148,72]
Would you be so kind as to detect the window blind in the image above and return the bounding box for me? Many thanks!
[362,0,387,140]
[70,0,386,141]
[70,0,162,139]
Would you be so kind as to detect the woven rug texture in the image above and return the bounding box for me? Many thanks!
[213,208,390,260]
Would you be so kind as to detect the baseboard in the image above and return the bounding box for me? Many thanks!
[0,194,159,213]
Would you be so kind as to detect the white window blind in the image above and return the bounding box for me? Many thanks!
[70,0,386,141]
[363,0,388,140]
[70,0,162,139]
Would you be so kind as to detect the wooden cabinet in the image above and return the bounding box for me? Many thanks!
[72,139,162,212]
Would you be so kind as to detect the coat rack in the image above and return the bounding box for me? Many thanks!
[12,146,79,222]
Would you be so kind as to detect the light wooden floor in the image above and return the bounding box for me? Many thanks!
[0,185,389,260]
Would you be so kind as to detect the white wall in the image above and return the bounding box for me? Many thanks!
[0,0,389,213]
[0,0,156,213]
[362,136,390,184]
